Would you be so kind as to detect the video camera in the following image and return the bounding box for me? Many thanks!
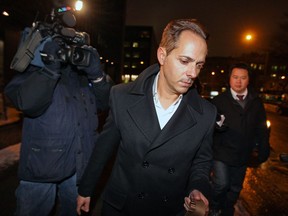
[10,6,91,72]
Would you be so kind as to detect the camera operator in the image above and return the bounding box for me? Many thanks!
[4,29,113,215]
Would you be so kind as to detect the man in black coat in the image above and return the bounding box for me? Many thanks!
[209,62,270,216]
[77,19,217,216]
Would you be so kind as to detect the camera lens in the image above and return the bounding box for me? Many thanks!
[72,47,84,63]
[71,46,90,66]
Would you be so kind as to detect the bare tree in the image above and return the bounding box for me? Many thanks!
[269,12,288,56]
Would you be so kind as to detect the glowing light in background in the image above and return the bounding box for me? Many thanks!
[245,34,252,41]
[2,11,9,16]
[75,0,83,11]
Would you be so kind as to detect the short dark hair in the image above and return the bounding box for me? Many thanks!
[228,62,251,78]
[159,19,209,55]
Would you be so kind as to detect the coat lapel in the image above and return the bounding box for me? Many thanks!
[148,89,202,151]
[126,64,202,153]
[147,98,197,151]
[127,96,161,144]
[127,79,161,144]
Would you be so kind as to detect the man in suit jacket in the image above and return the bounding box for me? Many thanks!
[77,19,217,216]
[209,62,270,216]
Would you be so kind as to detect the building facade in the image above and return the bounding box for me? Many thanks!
[122,26,157,83]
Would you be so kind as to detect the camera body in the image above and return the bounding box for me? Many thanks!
[54,30,91,66]
[45,6,91,66]
[10,6,92,72]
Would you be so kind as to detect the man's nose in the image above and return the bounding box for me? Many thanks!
[186,65,197,78]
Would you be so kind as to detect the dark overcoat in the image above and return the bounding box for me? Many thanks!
[79,64,217,216]
[211,88,270,166]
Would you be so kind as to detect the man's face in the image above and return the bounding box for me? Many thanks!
[157,30,207,95]
[229,68,249,94]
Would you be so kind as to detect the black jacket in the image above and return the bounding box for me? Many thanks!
[211,88,270,166]
[79,64,217,216]
[5,65,112,183]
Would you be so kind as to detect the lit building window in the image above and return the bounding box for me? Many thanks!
[211,71,215,75]
[133,52,140,58]
[132,42,139,48]
[125,53,131,58]
[131,75,138,81]
[122,74,131,83]
[140,31,151,38]
[124,62,130,68]
[131,63,137,69]
[252,64,257,69]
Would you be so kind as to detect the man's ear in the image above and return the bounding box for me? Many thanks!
[157,47,167,65]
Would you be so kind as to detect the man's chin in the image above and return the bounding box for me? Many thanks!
[178,86,190,94]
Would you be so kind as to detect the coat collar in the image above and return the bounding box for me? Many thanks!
[127,63,204,150]
[129,63,203,114]
[129,63,160,95]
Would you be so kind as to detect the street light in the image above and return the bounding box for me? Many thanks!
[245,34,252,41]
[243,33,254,43]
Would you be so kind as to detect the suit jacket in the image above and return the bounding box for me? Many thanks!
[79,64,217,216]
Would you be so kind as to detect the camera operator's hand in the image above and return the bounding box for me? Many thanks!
[77,45,104,81]
[31,38,61,79]
[41,40,62,70]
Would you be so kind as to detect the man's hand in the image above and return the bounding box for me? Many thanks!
[184,190,209,215]
[77,45,104,80]
[77,195,91,215]
[29,38,62,79]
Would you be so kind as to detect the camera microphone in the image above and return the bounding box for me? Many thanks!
[61,10,76,27]
[60,27,76,38]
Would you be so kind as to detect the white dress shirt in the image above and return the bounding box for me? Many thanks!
[152,73,183,129]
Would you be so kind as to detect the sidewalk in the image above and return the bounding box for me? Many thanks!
[0,107,21,127]
[0,107,22,172]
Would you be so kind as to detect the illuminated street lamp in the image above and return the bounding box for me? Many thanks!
[245,34,252,41]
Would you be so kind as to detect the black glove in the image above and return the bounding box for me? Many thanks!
[77,45,104,80]
[30,38,61,79]
[41,41,61,71]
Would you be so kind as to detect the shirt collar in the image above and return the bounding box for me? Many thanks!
[152,72,183,106]
[230,88,248,100]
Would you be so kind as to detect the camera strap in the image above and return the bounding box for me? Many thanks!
[10,25,44,72]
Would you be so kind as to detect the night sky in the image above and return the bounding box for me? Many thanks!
[126,0,288,57]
